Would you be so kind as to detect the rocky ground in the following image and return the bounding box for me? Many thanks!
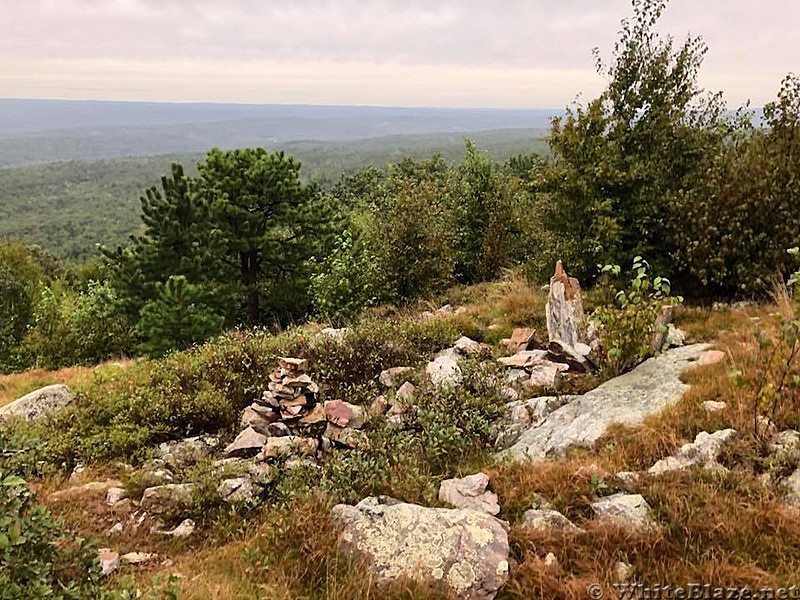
[3,271,800,599]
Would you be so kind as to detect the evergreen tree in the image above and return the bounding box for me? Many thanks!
[137,276,224,357]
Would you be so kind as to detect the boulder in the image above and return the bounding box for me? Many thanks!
[590,493,654,531]
[426,355,463,388]
[545,261,585,348]
[140,483,195,513]
[157,518,195,538]
[224,427,267,458]
[648,429,737,476]
[520,509,582,534]
[379,367,414,388]
[332,496,509,599]
[0,384,71,422]
[500,344,709,461]
[438,473,500,515]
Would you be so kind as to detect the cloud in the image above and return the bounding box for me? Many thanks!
[1,0,798,106]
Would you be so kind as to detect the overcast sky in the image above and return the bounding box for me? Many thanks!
[1,0,798,108]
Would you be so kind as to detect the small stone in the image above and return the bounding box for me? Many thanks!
[98,549,120,576]
[318,327,348,341]
[106,487,129,506]
[140,484,195,513]
[666,325,687,348]
[546,340,591,373]
[108,522,124,536]
[277,357,308,372]
[157,435,219,469]
[121,552,158,565]
[527,362,567,388]
[614,561,634,583]
[648,429,737,476]
[697,350,726,366]
[224,427,267,458]
[241,404,279,433]
[769,430,800,464]
[784,469,800,506]
[453,336,489,357]
[267,422,291,437]
[324,423,368,449]
[500,387,519,401]
[248,462,274,485]
[543,552,561,575]
[521,509,582,534]
[368,395,389,416]
[161,519,195,538]
[379,367,414,388]
[438,473,500,515]
[701,400,727,414]
[615,471,640,492]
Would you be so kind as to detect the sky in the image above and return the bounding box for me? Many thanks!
[1,0,798,108]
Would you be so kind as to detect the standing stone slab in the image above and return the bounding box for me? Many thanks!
[332,496,509,599]
[500,344,709,461]
[546,261,585,348]
[0,384,71,422]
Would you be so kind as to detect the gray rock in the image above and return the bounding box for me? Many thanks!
[438,473,500,515]
[393,381,416,408]
[426,355,463,388]
[650,305,675,352]
[546,340,592,373]
[240,404,279,434]
[218,477,258,503]
[648,429,737,476]
[784,469,800,506]
[157,518,195,538]
[527,362,567,388]
[105,487,129,506]
[140,483,195,513]
[324,423,368,449]
[318,327,348,341]
[0,384,71,422]
[701,400,727,414]
[493,396,576,451]
[590,493,654,531]
[332,496,509,599]
[546,261,586,348]
[615,471,640,492]
[224,427,267,458]
[379,367,414,388]
[520,509,582,534]
[769,430,800,464]
[453,337,491,358]
[261,436,318,459]
[500,344,709,461]
[666,325,687,348]
[121,552,158,565]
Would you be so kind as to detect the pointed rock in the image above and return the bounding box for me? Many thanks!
[546,261,585,348]
[224,427,267,458]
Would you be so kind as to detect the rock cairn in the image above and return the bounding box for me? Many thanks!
[259,357,326,434]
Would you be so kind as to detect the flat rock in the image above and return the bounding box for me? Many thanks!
[590,493,654,531]
[379,367,414,388]
[426,355,463,388]
[493,396,576,451]
[224,427,267,458]
[508,328,537,352]
[648,429,737,476]
[121,552,158,565]
[520,509,582,534]
[438,473,500,515]
[697,350,726,367]
[332,496,509,599]
[0,384,71,422]
[497,350,548,369]
[48,479,124,502]
[500,344,709,461]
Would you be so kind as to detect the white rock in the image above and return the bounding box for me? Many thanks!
[769,430,800,464]
[121,552,158,565]
[106,487,129,506]
[161,519,196,538]
[379,367,414,388]
[438,473,500,515]
[218,477,258,503]
[426,355,463,388]
[590,493,654,531]
[648,429,737,476]
[701,400,727,414]
[521,509,582,534]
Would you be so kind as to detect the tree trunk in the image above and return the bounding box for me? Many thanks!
[240,252,260,326]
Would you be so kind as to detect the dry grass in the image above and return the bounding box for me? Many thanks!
[0,360,133,407]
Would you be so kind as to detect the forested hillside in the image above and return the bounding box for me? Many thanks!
[0,128,547,261]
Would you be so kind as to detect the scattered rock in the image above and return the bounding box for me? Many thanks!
[98,549,120,576]
[438,473,500,516]
[546,261,586,349]
[521,509,582,534]
[324,423,368,449]
[454,336,491,358]
[590,493,654,531]
[500,344,709,461]
[108,522,124,536]
[497,350,548,369]
[379,367,414,388]
[332,496,509,599]
[701,400,727,414]
[241,404,280,434]
[0,384,71,422]
[615,471,640,492]
[106,487,129,506]
[784,469,800,506]
[218,477,258,503]
[543,552,561,576]
[696,350,726,367]
[507,328,537,352]
[648,429,737,476]
[224,427,267,458]
[324,400,366,429]
[140,484,195,513]
[48,479,124,502]
[527,362,567,388]
[426,355,463,388]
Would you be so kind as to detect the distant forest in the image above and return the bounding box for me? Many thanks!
[0,128,548,261]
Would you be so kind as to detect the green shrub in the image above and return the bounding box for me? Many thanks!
[592,257,683,375]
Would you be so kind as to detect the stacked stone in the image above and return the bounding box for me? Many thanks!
[258,357,326,434]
